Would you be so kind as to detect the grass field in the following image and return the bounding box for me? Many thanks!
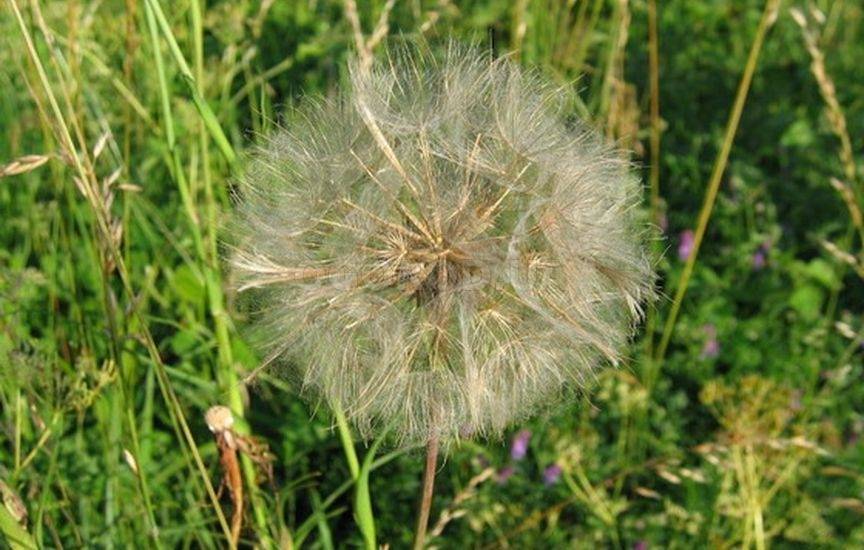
[1,0,863,548]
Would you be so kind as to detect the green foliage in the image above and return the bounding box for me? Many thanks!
[1,0,862,548]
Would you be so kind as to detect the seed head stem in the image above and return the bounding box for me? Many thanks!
[413,434,440,550]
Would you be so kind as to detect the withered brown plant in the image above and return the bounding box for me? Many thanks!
[229,42,653,446]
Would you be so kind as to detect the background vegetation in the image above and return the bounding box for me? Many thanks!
[1,0,863,547]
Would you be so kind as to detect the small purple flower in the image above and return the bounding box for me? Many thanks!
[543,463,562,486]
[633,541,649,550]
[700,324,720,359]
[752,249,766,270]
[510,429,531,461]
[702,339,720,359]
[496,465,515,484]
[752,241,771,270]
[678,230,695,261]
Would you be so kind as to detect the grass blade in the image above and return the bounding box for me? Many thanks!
[142,0,236,166]
[0,506,37,550]
[355,435,384,550]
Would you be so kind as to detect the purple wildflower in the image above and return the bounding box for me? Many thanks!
[543,464,562,486]
[752,250,766,269]
[752,241,771,270]
[700,324,720,359]
[633,541,649,550]
[510,429,531,461]
[678,230,695,261]
[497,465,515,484]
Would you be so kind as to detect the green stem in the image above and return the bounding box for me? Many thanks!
[333,402,382,549]
[143,0,205,262]
[655,0,780,361]
[14,390,22,470]
[143,0,236,166]
[333,401,360,479]
[643,0,661,367]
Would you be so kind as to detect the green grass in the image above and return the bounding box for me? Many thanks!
[1,0,863,547]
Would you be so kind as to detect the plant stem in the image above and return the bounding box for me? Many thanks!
[143,0,236,166]
[655,0,780,361]
[14,390,22,470]
[643,0,661,365]
[413,434,439,550]
[333,401,361,479]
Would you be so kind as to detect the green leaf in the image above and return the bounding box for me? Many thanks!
[780,118,815,148]
[789,284,824,320]
[171,264,205,306]
[803,259,840,290]
[169,329,199,355]
[0,505,37,550]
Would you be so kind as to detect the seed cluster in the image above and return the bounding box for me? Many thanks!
[229,42,654,445]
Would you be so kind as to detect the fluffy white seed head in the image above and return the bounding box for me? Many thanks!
[228,42,654,446]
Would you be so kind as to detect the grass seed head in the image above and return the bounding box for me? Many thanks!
[229,42,655,446]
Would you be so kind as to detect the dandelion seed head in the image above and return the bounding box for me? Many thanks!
[228,42,654,446]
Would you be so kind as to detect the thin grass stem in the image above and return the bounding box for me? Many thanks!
[655,0,780,361]
[643,0,661,364]
[8,0,234,542]
[142,0,236,166]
